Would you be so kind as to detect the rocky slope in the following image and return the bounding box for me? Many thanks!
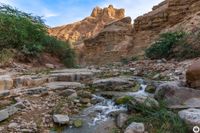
[48,5,125,44]
[79,0,200,65]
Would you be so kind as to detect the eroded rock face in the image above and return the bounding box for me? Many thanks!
[48,5,124,43]
[80,17,133,65]
[186,59,200,88]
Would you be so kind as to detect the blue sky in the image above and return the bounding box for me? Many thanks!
[0,0,163,27]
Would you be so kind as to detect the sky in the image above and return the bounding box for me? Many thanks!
[0,0,163,27]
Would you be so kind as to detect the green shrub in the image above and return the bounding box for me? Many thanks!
[0,4,75,67]
[127,101,188,133]
[145,32,186,59]
[44,36,75,67]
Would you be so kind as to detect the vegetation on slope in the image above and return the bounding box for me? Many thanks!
[0,4,75,67]
[145,31,200,60]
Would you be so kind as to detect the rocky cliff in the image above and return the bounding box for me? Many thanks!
[48,5,125,44]
[50,0,200,65]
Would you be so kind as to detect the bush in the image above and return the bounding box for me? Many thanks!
[0,4,75,67]
[44,36,75,67]
[145,32,186,59]
[0,49,14,66]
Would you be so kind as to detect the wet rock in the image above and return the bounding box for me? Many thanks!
[124,122,145,133]
[155,81,200,109]
[115,96,132,105]
[92,77,135,91]
[73,119,83,128]
[116,113,128,128]
[186,59,200,88]
[53,114,69,125]
[0,75,13,91]
[145,85,156,93]
[129,95,159,109]
[0,109,9,122]
[178,108,200,127]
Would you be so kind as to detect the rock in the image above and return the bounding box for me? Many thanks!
[50,69,94,82]
[77,90,92,98]
[155,81,200,109]
[80,98,91,104]
[129,95,159,109]
[178,108,200,127]
[186,59,200,88]
[49,5,124,43]
[73,119,83,128]
[145,85,156,93]
[0,75,13,91]
[92,77,135,91]
[26,87,48,95]
[116,113,128,128]
[61,89,76,96]
[82,16,132,65]
[115,96,132,105]
[45,63,54,69]
[0,109,9,122]
[0,90,10,98]
[124,122,145,133]
[53,114,69,125]
[8,122,18,129]
[44,82,85,91]
[6,105,18,115]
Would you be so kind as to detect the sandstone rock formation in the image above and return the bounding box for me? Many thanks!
[186,59,200,88]
[79,17,133,64]
[50,0,200,65]
[48,5,125,44]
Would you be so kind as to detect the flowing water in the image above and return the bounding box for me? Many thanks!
[52,78,150,133]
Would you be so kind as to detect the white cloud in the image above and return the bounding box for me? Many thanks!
[42,8,59,18]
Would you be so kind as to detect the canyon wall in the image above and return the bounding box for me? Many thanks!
[48,5,125,44]
[50,0,200,65]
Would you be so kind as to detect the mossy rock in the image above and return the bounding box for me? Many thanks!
[131,83,140,92]
[145,85,156,93]
[73,119,83,128]
[115,96,133,105]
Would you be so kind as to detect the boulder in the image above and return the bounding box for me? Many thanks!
[186,59,200,88]
[0,109,9,122]
[124,122,145,133]
[155,81,200,109]
[178,108,200,127]
[92,77,135,91]
[53,114,69,125]
[116,113,128,128]
[128,95,159,109]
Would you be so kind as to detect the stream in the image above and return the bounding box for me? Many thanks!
[52,78,151,133]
